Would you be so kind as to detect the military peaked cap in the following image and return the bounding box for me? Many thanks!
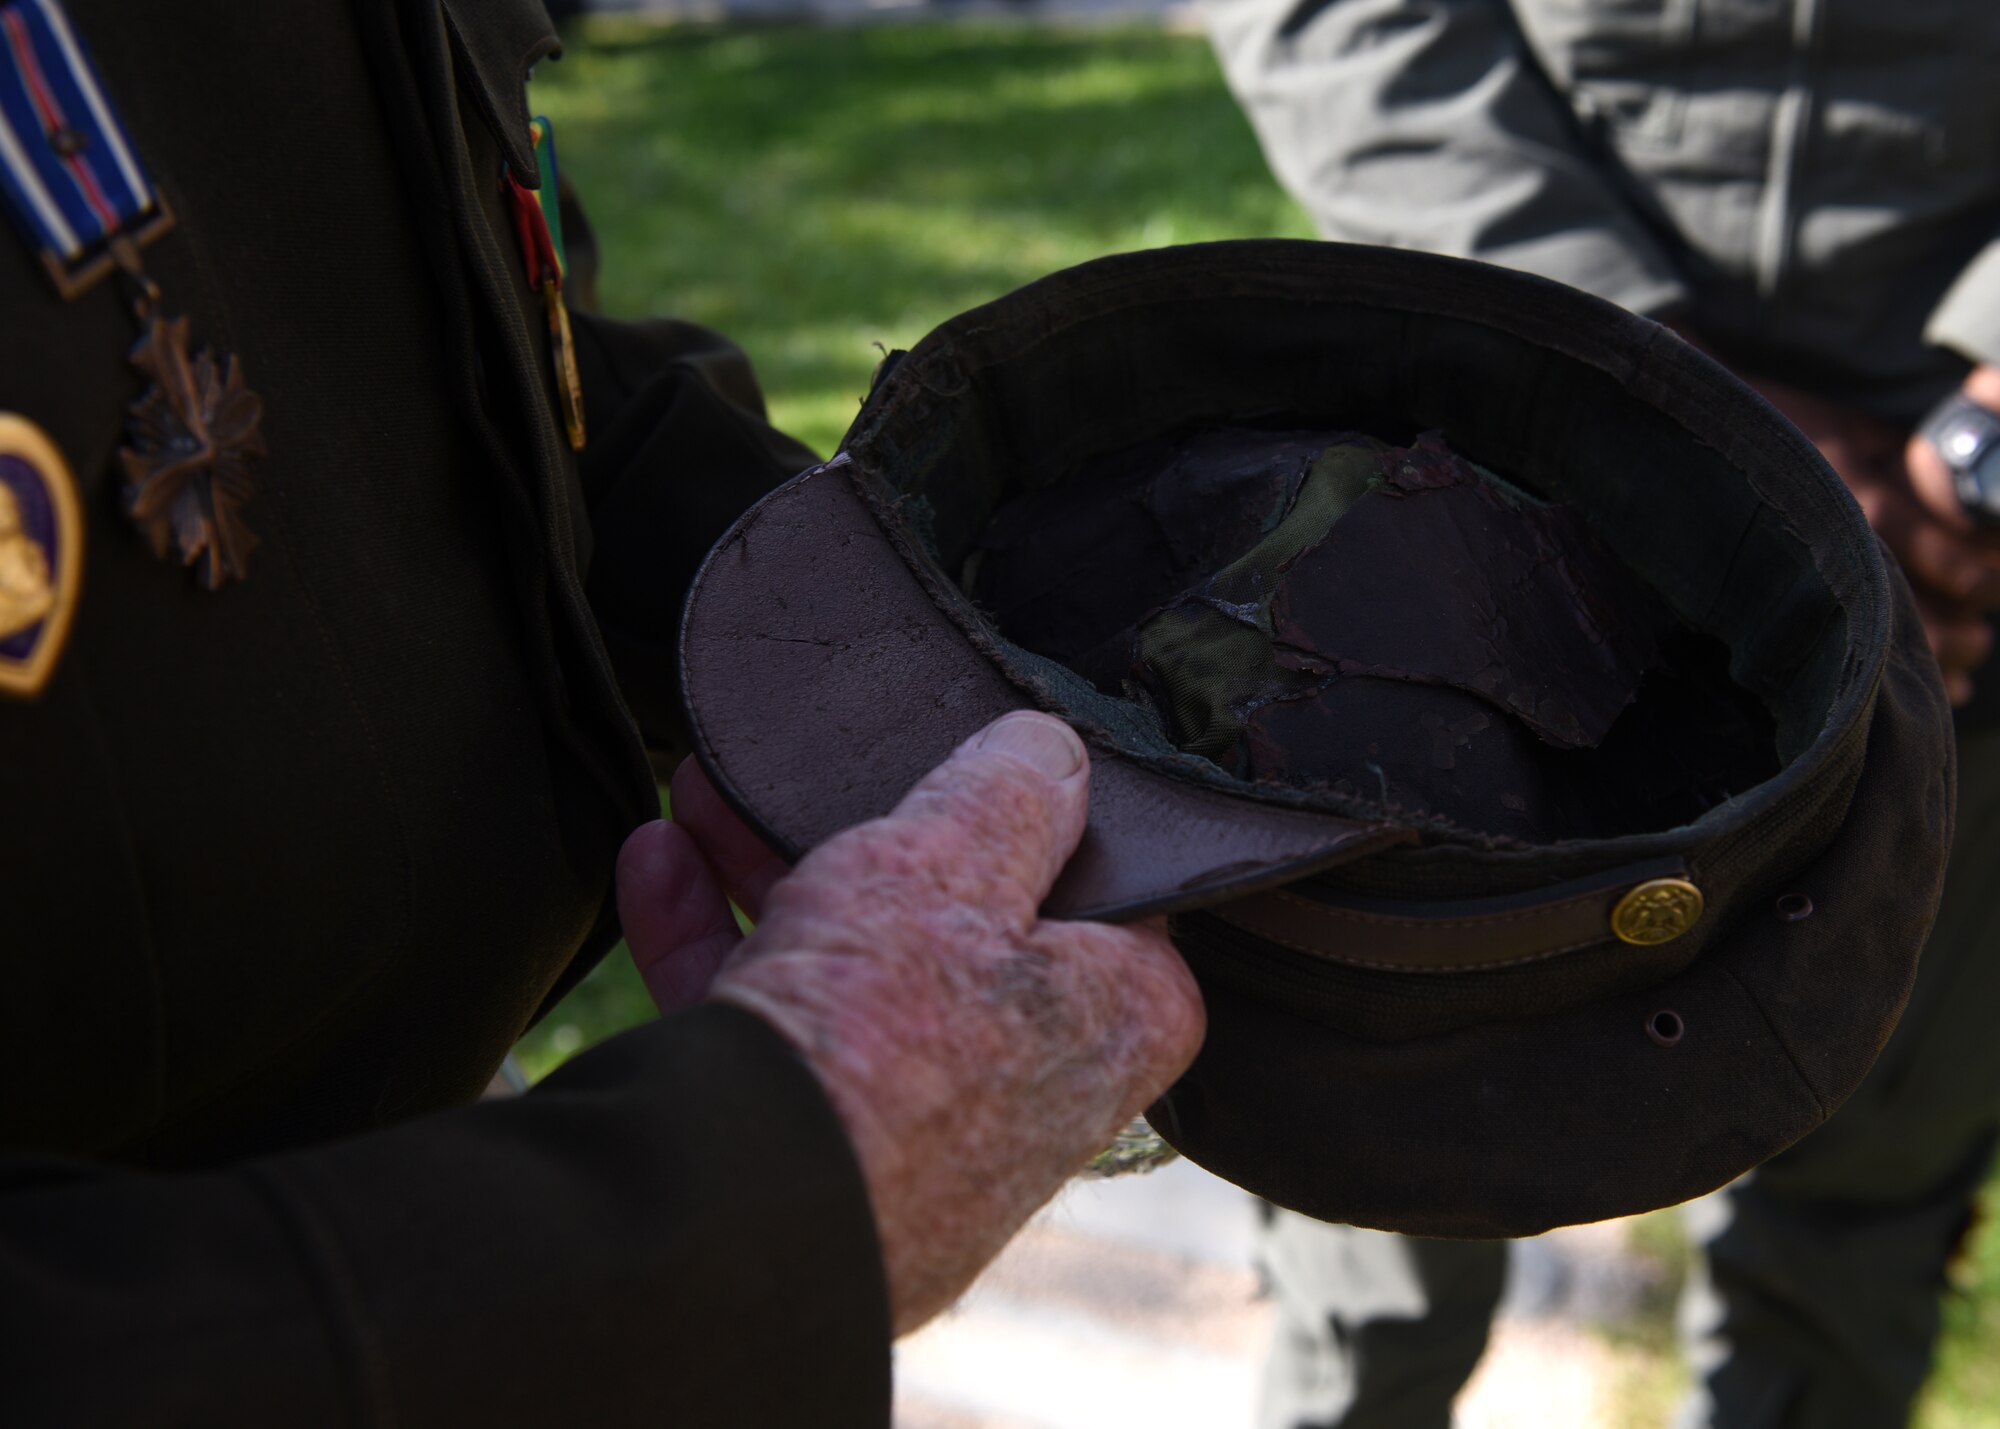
[678,241,1953,1237]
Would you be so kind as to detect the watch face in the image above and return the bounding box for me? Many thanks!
[1925,396,2000,525]
[1970,445,2000,522]
[1941,416,1994,466]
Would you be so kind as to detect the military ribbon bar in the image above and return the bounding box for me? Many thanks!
[503,117,586,452]
[0,0,169,298]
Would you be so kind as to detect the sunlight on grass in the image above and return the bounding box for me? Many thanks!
[1917,1175,2000,1428]
[532,20,1309,455]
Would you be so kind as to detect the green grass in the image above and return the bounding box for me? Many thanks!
[514,950,652,1082]
[1921,1176,2000,1428]
[532,17,1311,457]
[517,19,1999,1418]
[1584,1190,2000,1428]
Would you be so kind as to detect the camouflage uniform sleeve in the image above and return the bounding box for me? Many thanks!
[1925,239,2000,370]
[1202,0,1689,317]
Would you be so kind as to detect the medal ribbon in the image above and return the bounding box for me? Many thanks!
[0,0,262,590]
[0,0,154,270]
[504,116,586,452]
[505,164,562,290]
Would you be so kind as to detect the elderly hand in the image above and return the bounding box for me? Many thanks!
[615,712,1207,1335]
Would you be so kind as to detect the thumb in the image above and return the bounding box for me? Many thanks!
[887,711,1092,916]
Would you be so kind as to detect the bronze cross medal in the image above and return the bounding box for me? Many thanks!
[113,243,265,591]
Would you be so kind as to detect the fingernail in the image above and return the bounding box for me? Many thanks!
[975,712,1085,778]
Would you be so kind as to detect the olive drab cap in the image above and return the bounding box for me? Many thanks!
[677,241,1953,1238]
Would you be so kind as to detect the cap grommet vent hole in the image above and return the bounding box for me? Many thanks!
[1776,893,1814,922]
[1647,1010,1685,1048]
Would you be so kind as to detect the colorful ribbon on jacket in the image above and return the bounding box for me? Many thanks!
[0,0,164,295]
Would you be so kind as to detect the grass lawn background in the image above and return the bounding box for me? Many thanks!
[518,20,1998,1423]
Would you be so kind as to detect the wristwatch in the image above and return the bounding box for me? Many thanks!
[1919,391,2000,527]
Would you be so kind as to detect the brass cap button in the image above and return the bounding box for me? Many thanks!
[1612,878,1705,946]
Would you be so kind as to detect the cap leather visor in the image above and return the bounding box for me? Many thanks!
[679,455,1413,921]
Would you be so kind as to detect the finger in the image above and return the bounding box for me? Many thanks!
[1904,429,1982,532]
[670,756,790,921]
[616,819,745,1014]
[1906,421,2000,553]
[1859,485,2000,607]
[891,711,1092,912]
[1049,916,1207,1092]
[1964,365,2000,412]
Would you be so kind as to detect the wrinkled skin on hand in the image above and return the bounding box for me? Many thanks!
[615,712,1206,1336]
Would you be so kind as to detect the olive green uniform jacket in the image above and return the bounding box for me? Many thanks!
[0,3,890,1423]
[1205,0,2000,424]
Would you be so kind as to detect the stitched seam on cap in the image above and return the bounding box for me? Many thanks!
[1266,887,1608,930]
[1711,961,1833,1119]
[1216,912,1615,972]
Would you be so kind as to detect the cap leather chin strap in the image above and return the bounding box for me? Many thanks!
[1206,855,1699,971]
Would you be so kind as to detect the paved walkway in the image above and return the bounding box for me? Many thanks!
[893,1156,1677,1429]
